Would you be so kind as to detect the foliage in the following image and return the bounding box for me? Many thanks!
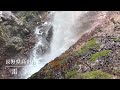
[80,70,113,79]
[78,38,98,55]
[90,50,112,63]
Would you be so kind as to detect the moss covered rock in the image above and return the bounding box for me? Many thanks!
[79,70,113,79]
[90,50,112,63]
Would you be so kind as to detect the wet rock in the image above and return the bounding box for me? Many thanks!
[46,25,53,42]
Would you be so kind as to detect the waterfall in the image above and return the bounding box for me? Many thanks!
[20,11,107,79]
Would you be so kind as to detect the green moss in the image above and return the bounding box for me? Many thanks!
[77,38,98,55]
[65,70,113,79]
[80,70,113,79]
[65,70,77,79]
[0,25,9,40]
[90,50,112,63]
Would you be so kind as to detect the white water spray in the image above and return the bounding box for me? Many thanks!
[20,11,108,79]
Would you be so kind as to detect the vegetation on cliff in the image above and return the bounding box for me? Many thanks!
[29,12,120,79]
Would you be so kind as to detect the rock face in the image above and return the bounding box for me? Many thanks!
[29,12,120,79]
[0,11,48,79]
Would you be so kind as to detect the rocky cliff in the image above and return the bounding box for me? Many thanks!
[29,12,120,79]
[0,11,48,79]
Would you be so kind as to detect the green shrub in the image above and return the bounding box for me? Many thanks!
[65,70,77,78]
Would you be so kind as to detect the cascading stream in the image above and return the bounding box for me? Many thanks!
[20,11,108,79]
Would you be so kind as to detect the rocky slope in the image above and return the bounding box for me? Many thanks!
[0,11,48,79]
[29,12,120,79]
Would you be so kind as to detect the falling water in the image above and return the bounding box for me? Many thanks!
[20,11,108,79]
